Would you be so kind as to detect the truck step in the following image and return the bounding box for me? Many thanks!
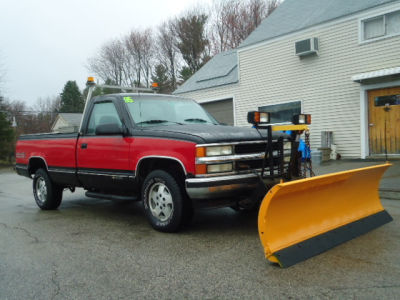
[85,191,138,202]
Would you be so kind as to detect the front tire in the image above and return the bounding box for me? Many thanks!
[33,168,63,210]
[142,170,187,232]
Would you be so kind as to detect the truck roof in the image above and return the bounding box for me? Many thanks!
[92,93,193,102]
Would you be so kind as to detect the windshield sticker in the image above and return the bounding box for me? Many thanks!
[124,96,134,103]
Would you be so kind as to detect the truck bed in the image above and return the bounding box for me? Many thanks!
[16,132,79,185]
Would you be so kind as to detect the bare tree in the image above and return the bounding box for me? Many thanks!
[86,0,280,88]
[125,31,143,86]
[125,28,155,87]
[2,95,61,136]
[32,96,61,132]
[33,96,61,113]
[156,19,180,90]
[140,29,155,88]
[87,39,130,86]
[209,0,239,53]
[209,0,279,54]
[266,0,279,17]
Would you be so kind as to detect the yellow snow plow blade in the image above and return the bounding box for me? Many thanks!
[258,163,392,268]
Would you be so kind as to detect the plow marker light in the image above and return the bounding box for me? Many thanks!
[258,163,393,268]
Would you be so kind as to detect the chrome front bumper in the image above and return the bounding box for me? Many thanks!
[185,173,260,201]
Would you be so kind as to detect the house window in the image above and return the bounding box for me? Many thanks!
[387,10,400,35]
[362,10,400,41]
[259,101,301,124]
[374,94,400,107]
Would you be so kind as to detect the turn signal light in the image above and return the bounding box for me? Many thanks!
[195,164,207,175]
[196,147,206,157]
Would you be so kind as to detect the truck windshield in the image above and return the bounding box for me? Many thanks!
[124,97,218,126]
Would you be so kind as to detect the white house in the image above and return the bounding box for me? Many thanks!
[174,0,400,158]
[51,113,82,133]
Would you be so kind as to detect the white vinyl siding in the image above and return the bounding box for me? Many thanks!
[178,84,238,104]
[238,17,400,158]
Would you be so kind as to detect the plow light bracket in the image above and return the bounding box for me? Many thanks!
[247,111,270,125]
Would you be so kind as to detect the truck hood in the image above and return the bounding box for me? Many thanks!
[135,124,289,144]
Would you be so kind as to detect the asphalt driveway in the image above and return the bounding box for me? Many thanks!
[0,161,399,299]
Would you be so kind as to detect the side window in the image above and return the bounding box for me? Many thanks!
[86,102,122,134]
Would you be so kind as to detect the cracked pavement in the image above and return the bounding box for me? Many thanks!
[0,165,400,299]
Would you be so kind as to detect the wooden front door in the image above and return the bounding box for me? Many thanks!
[368,87,400,155]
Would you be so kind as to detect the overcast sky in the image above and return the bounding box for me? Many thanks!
[0,0,211,106]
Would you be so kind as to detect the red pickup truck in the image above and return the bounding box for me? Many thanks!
[15,91,300,232]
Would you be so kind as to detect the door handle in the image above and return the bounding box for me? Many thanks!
[369,123,374,127]
[81,143,88,149]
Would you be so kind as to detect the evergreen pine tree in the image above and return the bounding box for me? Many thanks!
[59,81,84,113]
[152,64,171,94]
[0,96,14,161]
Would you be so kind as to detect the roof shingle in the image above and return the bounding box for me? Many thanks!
[239,0,398,48]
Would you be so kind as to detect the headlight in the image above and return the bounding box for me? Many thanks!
[205,145,233,156]
[247,111,270,125]
[293,114,311,125]
[207,163,233,173]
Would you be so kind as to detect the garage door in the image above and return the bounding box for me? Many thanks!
[201,99,234,126]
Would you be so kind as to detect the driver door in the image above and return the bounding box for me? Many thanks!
[77,99,133,191]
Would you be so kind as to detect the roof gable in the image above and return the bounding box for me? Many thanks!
[239,0,399,48]
[174,49,238,94]
[59,113,82,126]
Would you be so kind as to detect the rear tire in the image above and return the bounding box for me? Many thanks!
[33,168,63,210]
[142,170,190,232]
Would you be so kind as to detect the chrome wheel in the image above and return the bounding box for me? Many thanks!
[148,182,174,222]
[35,177,47,204]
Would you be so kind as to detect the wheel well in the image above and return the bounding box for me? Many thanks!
[136,158,186,185]
[28,157,48,176]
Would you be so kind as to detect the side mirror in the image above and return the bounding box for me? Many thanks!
[95,123,123,135]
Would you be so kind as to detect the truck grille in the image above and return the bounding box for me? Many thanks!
[234,142,282,154]
[234,141,289,177]
[235,143,267,154]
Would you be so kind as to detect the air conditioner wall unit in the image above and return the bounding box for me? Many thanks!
[295,38,319,57]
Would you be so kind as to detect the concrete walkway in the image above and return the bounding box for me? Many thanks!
[313,159,400,200]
